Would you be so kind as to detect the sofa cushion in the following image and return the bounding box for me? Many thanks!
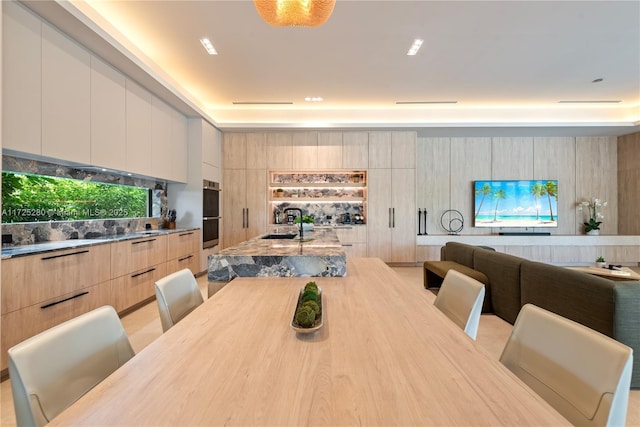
[473,250,523,324]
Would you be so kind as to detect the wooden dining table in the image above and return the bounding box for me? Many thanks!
[49,257,569,426]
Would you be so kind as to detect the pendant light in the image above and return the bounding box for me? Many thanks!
[253,0,336,27]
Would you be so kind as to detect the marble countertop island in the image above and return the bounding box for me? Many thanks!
[208,227,346,281]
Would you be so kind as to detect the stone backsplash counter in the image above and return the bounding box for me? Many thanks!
[1,228,198,259]
[208,227,347,281]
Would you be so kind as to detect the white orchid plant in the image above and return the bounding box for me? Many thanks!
[577,197,607,232]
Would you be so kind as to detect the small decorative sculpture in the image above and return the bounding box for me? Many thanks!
[440,210,464,235]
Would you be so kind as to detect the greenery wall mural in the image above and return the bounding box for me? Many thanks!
[2,171,149,223]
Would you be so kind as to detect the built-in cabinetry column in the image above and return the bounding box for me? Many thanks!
[222,133,267,248]
[367,131,416,263]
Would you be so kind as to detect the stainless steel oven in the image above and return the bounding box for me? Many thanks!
[203,180,220,249]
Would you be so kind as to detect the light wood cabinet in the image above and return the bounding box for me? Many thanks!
[1,242,111,371]
[110,235,168,278]
[2,0,41,155]
[223,133,266,170]
[317,132,343,169]
[91,55,126,170]
[333,225,367,257]
[166,230,201,275]
[222,169,267,247]
[41,21,91,163]
[368,168,416,263]
[369,131,416,169]
[292,132,318,169]
[125,79,153,176]
[267,133,294,169]
[1,280,111,371]
[1,244,111,315]
[342,132,368,169]
[111,263,167,313]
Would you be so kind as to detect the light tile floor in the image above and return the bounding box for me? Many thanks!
[1,267,638,426]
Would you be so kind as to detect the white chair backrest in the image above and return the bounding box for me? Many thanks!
[155,268,204,332]
[434,269,485,339]
[8,305,134,427]
[500,304,633,427]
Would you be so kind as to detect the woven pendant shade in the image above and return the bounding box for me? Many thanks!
[253,0,336,27]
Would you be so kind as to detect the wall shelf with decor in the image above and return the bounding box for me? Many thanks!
[269,171,367,225]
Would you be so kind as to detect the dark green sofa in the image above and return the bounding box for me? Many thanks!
[437,241,640,388]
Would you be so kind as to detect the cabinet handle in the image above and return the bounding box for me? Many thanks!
[393,208,395,228]
[389,208,392,228]
[40,291,89,309]
[246,208,249,229]
[179,232,194,237]
[178,255,193,262]
[41,249,89,261]
[342,244,353,247]
[131,268,156,278]
[132,238,156,245]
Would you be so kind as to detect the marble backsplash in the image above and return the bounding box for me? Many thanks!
[2,155,167,246]
[272,202,365,225]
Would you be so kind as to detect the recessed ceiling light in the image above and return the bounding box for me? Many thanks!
[305,97,323,102]
[407,39,424,56]
[199,38,217,55]
[558,100,621,104]
[396,101,458,104]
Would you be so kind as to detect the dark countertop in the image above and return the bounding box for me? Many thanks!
[1,228,199,259]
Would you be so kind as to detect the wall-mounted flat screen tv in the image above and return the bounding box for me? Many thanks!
[474,180,558,228]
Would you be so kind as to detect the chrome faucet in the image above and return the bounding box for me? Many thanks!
[284,208,304,240]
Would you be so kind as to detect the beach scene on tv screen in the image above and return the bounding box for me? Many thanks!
[474,180,558,228]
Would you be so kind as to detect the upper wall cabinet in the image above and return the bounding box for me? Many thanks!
[369,131,416,169]
[125,79,153,177]
[170,108,188,183]
[150,96,187,183]
[41,21,91,164]
[201,120,221,182]
[223,133,267,169]
[342,132,368,169]
[91,56,126,170]
[292,132,318,169]
[317,132,343,169]
[3,1,42,155]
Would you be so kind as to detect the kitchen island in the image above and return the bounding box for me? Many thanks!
[208,227,346,284]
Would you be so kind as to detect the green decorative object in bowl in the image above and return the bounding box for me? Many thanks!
[291,282,323,334]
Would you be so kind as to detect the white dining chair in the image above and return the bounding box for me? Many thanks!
[8,305,135,427]
[433,269,485,339]
[500,303,633,427]
[155,268,204,332]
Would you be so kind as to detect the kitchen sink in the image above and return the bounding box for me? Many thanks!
[261,233,297,239]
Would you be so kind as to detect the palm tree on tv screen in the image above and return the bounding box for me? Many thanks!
[475,183,492,218]
[545,181,558,221]
[531,183,545,220]
[493,189,506,221]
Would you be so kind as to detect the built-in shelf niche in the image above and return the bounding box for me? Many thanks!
[269,171,367,224]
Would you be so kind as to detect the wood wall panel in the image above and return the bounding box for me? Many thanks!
[417,138,450,236]
[575,137,617,235]
[450,138,492,235]
[491,137,534,179]
[618,131,640,234]
[533,137,576,235]
[246,133,267,169]
[504,245,552,263]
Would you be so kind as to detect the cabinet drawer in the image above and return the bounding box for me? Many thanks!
[341,242,368,258]
[111,235,167,277]
[1,280,111,371]
[111,263,167,313]
[2,243,111,314]
[334,225,367,243]
[167,230,200,260]
[166,253,200,276]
